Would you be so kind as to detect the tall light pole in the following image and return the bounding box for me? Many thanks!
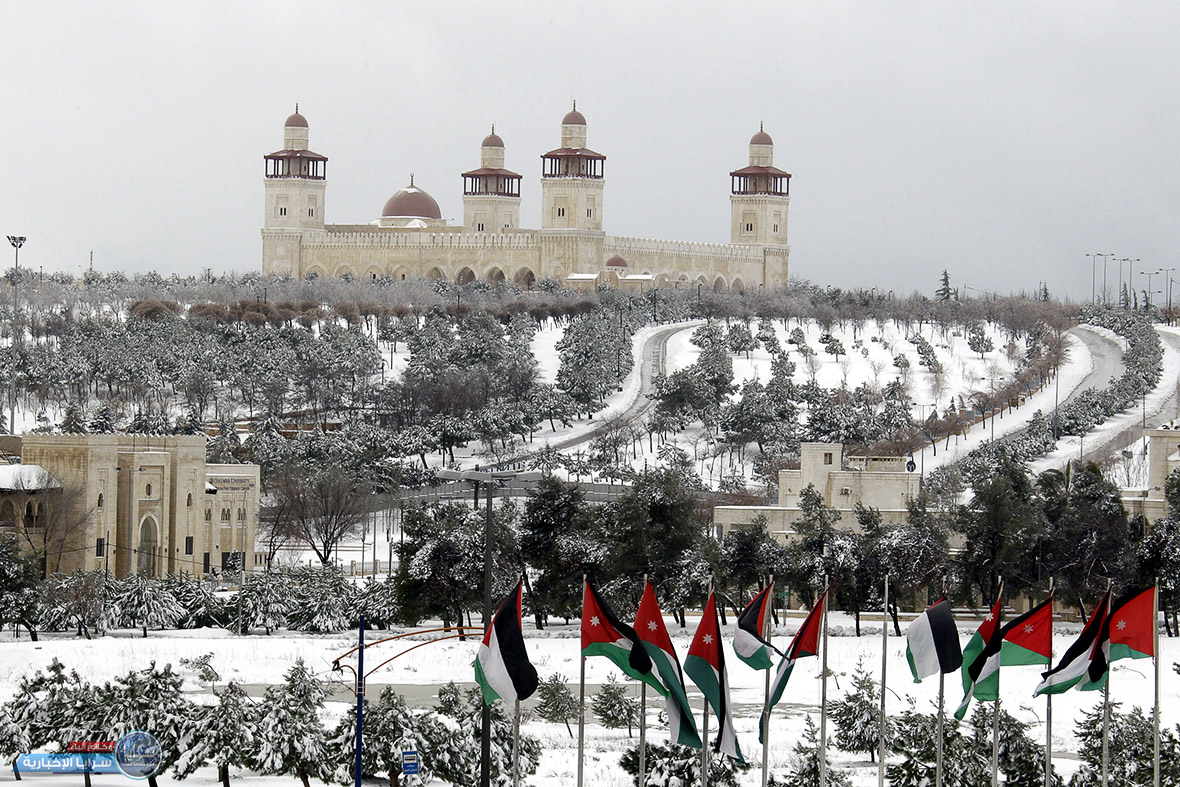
[1086,253,1099,303]
[435,467,542,787]
[6,236,24,435]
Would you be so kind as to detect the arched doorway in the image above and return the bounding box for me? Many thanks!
[513,267,537,290]
[731,277,745,294]
[426,266,445,281]
[486,267,506,285]
[137,517,158,577]
[456,267,476,286]
[713,276,727,292]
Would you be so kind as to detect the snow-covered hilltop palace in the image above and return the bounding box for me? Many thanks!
[261,106,791,290]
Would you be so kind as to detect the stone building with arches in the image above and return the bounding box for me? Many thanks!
[261,107,791,291]
[16,434,260,578]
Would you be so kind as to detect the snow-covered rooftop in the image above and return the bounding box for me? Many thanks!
[0,464,60,492]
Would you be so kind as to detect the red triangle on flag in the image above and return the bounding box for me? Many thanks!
[688,593,722,667]
[1110,586,1155,658]
[581,579,625,649]
[635,580,675,653]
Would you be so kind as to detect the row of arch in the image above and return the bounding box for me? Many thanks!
[302,262,749,292]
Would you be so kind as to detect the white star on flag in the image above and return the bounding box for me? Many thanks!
[591,616,601,627]
[703,634,713,644]
[1023,624,1034,634]
[647,621,658,631]
[985,612,994,622]
[1117,619,1127,630]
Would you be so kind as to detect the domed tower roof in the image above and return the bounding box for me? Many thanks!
[482,125,505,148]
[285,104,308,128]
[750,123,772,146]
[382,177,442,219]
[562,102,587,126]
[605,254,628,268]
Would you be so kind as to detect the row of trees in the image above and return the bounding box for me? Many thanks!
[0,658,535,787]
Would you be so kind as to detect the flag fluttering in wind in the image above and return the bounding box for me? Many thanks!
[906,598,963,682]
[733,584,778,670]
[955,588,1003,720]
[634,580,702,749]
[474,580,539,705]
[760,588,827,743]
[1035,587,1111,696]
[581,579,665,696]
[1001,596,1053,666]
[684,592,744,764]
[1085,586,1156,690]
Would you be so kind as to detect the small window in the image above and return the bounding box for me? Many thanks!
[308,208,315,217]
[823,452,833,466]
[237,507,245,521]
[186,492,193,508]
[202,552,211,573]
[477,222,485,232]
[586,208,592,218]
[370,272,377,281]
[145,484,152,498]
[185,536,194,556]
[279,206,288,217]
[96,537,105,558]
[97,493,104,510]
[205,508,212,522]
[557,207,566,218]
[745,222,754,233]
[221,508,230,522]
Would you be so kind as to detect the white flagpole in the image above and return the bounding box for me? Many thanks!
[513,698,521,787]
[878,574,888,787]
[1046,577,1055,787]
[936,671,945,787]
[577,575,587,787]
[700,582,712,787]
[761,577,773,787]
[1154,580,1160,787]
[640,574,649,787]
[1102,583,1111,787]
[992,579,1003,787]
[819,582,829,787]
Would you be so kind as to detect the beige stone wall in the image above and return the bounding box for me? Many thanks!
[541,177,604,231]
[463,195,520,233]
[730,194,789,246]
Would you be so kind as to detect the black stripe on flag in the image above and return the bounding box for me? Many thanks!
[1042,587,1108,685]
[587,581,655,676]
[493,582,539,701]
[928,599,964,674]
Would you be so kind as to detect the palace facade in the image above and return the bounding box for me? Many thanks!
[261,106,791,290]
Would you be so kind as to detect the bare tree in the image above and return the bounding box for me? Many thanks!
[272,464,372,565]
[7,469,93,577]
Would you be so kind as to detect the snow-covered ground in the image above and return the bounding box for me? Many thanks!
[1,613,1168,785]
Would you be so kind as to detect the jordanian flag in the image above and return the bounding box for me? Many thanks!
[1000,595,1053,666]
[581,580,664,696]
[1035,588,1110,696]
[760,588,826,743]
[634,580,702,749]
[684,593,744,764]
[474,580,539,705]
[954,588,1003,720]
[1085,586,1156,690]
[733,585,778,670]
[906,598,963,682]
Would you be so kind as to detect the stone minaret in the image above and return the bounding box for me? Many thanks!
[541,103,605,231]
[263,106,327,231]
[462,126,522,232]
[729,124,790,246]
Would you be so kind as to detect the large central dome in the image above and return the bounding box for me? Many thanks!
[382,183,442,219]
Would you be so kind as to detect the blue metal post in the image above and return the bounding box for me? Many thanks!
[355,615,365,787]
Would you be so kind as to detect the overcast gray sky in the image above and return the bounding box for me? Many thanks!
[3,1,1178,301]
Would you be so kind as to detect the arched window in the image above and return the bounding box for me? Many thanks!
[24,502,35,530]
[237,507,246,521]
[205,508,212,522]
[97,493,104,510]
[221,508,230,521]
[186,492,193,508]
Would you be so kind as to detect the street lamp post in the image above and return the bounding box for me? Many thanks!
[435,468,542,787]
[1086,254,1098,303]
[6,236,24,435]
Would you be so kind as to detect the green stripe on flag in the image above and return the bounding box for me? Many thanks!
[473,657,500,706]
[1000,640,1049,666]
[584,641,668,696]
[1109,642,1152,662]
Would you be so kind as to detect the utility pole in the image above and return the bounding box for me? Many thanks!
[6,236,24,435]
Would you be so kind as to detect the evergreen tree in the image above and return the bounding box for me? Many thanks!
[966,704,1061,787]
[830,662,888,762]
[1069,702,1180,786]
[433,682,541,787]
[778,716,851,787]
[255,659,328,787]
[326,687,448,787]
[592,674,639,736]
[967,323,994,358]
[164,571,225,628]
[240,570,291,633]
[87,403,117,433]
[59,402,87,433]
[114,574,183,636]
[208,415,242,464]
[886,708,988,787]
[100,662,193,787]
[726,321,758,359]
[0,534,42,639]
[936,270,954,302]
[288,566,351,633]
[175,682,258,787]
[535,673,579,737]
[621,742,747,787]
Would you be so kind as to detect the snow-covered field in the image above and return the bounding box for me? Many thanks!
[2,613,1170,785]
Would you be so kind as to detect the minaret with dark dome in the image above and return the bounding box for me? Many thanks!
[729,123,790,246]
[462,126,522,232]
[541,102,605,231]
[263,105,327,231]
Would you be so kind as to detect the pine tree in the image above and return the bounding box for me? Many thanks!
[592,674,639,737]
[114,574,183,636]
[289,565,351,632]
[1070,702,1180,786]
[101,662,193,787]
[622,742,747,787]
[255,659,328,787]
[830,662,888,762]
[87,403,117,434]
[326,688,449,787]
[240,570,291,633]
[967,324,994,359]
[164,571,225,628]
[777,716,851,787]
[535,673,578,737]
[59,402,87,433]
[726,321,759,359]
[432,682,541,787]
[936,270,953,302]
[175,683,258,787]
